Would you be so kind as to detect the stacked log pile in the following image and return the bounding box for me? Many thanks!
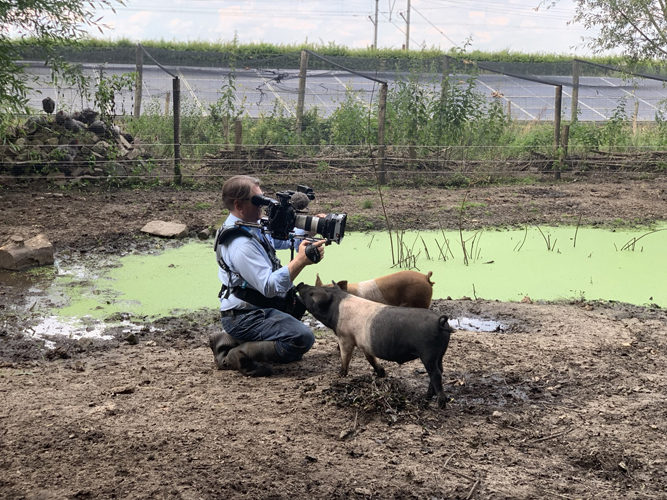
[0,108,149,183]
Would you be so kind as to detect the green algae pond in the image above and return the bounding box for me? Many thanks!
[46,224,666,323]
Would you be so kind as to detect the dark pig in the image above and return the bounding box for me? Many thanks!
[296,282,453,408]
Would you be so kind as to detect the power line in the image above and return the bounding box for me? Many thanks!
[411,5,459,49]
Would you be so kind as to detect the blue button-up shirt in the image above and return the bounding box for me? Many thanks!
[216,214,306,311]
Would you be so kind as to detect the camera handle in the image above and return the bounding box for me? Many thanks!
[289,234,331,263]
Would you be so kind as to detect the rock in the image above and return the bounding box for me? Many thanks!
[64,118,85,132]
[79,108,98,125]
[91,141,110,156]
[118,134,132,150]
[140,220,188,238]
[520,296,533,304]
[0,233,55,270]
[127,148,141,160]
[14,138,28,151]
[197,228,211,240]
[89,120,107,135]
[55,110,67,125]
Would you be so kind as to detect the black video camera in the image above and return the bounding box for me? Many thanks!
[251,185,346,244]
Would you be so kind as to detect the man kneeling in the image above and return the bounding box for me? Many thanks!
[209,175,325,376]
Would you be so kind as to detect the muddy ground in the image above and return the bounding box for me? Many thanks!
[1,173,667,499]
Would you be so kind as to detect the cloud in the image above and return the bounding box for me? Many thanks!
[129,11,153,27]
[473,30,493,44]
[520,20,538,28]
[271,17,318,31]
[489,17,509,27]
[169,18,194,33]
[469,11,485,19]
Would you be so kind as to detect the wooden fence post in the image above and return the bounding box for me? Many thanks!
[506,100,512,119]
[295,50,309,135]
[173,77,182,185]
[234,119,243,159]
[222,116,229,144]
[633,100,640,136]
[134,44,143,119]
[554,85,562,180]
[559,124,570,181]
[571,59,579,123]
[377,83,388,185]
[164,92,170,116]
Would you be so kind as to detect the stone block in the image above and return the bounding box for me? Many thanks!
[0,234,55,270]
[140,220,188,238]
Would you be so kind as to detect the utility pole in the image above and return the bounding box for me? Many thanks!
[400,0,411,51]
[374,0,379,49]
[368,0,379,49]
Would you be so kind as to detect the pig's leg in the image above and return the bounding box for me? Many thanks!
[425,354,445,401]
[337,338,355,377]
[361,349,386,378]
[422,353,447,408]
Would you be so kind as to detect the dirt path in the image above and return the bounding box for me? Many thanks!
[1,175,667,499]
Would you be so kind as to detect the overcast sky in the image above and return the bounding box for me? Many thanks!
[92,0,604,56]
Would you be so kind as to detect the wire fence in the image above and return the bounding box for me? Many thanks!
[4,46,667,186]
[21,47,667,122]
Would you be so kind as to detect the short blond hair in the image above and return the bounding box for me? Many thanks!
[222,175,260,211]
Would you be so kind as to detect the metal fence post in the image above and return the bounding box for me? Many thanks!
[173,77,182,185]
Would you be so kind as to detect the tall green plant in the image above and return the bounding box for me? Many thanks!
[601,98,630,152]
[429,75,486,148]
[95,70,136,124]
[329,87,373,145]
[386,74,430,147]
[209,69,246,128]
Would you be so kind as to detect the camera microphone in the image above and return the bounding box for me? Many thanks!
[290,192,311,210]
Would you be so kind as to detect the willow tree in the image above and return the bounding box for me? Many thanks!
[543,0,667,60]
[0,0,122,115]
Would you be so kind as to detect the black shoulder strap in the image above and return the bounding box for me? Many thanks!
[214,224,283,301]
[214,225,251,274]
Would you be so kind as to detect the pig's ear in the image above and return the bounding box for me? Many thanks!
[330,280,341,290]
[336,280,348,291]
[315,274,323,286]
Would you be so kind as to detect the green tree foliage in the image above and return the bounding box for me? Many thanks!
[542,0,667,61]
[0,0,122,114]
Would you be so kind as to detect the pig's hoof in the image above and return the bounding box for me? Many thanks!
[375,367,386,378]
[437,397,448,409]
[338,369,349,377]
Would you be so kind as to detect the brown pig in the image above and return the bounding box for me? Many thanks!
[296,282,453,408]
[315,270,434,309]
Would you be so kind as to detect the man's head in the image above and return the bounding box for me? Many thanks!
[222,175,263,222]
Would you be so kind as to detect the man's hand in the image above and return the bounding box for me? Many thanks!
[300,238,325,264]
[287,239,325,282]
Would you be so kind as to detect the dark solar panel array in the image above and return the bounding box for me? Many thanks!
[23,62,667,122]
